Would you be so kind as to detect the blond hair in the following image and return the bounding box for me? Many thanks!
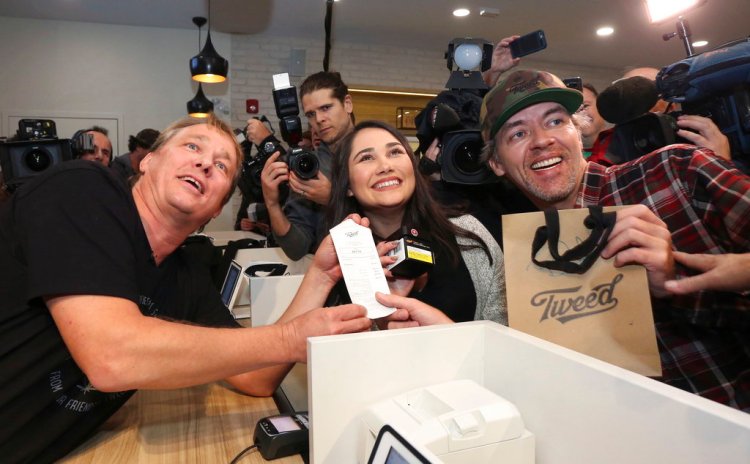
[135,113,242,205]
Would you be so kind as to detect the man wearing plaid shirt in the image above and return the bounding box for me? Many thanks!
[479,69,750,411]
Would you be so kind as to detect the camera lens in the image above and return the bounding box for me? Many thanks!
[23,147,53,172]
[291,152,319,180]
[439,130,497,185]
[452,138,484,174]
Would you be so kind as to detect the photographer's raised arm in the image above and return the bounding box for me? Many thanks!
[482,36,521,87]
[245,118,273,146]
[261,151,292,238]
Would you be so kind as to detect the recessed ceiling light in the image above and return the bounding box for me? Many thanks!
[596,26,614,37]
[692,40,708,47]
[453,8,470,17]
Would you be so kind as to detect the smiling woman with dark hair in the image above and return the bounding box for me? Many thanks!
[327,120,506,323]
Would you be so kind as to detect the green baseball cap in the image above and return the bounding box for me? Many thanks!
[480,70,583,141]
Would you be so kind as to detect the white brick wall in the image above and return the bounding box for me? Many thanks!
[229,34,621,131]
[216,34,621,232]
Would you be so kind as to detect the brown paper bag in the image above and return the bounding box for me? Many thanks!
[502,206,661,376]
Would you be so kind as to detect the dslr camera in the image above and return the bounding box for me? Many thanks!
[235,117,279,202]
[0,119,94,191]
[266,72,319,180]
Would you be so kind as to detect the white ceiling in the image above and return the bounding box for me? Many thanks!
[1,0,748,70]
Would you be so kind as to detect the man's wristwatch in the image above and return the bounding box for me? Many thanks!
[257,135,283,157]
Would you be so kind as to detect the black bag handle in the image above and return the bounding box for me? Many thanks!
[531,206,616,274]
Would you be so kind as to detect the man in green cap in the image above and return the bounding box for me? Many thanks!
[478,69,750,411]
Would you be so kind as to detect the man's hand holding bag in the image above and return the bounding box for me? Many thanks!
[503,206,661,376]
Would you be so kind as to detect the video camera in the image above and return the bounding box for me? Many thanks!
[0,119,93,191]
[413,38,499,185]
[415,100,497,185]
[601,38,750,170]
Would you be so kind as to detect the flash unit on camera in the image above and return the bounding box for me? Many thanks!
[386,227,434,278]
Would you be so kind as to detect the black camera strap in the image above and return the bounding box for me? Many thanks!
[531,206,616,275]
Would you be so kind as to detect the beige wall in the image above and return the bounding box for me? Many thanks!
[1,16,621,231]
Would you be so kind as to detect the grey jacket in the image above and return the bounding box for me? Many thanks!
[450,215,507,325]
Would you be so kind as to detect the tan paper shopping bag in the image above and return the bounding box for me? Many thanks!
[502,206,661,376]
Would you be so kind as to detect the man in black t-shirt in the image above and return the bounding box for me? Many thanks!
[0,114,370,463]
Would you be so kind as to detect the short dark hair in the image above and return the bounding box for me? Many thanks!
[300,71,349,103]
[127,128,160,152]
[81,125,109,136]
[582,82,598,97]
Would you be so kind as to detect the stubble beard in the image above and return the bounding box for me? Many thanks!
[521,161,581,207]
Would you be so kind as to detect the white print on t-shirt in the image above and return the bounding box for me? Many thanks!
[139,295,160,316]
[48,369,128,415]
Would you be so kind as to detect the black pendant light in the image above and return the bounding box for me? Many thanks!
[190,1,228,83]
[187,83,214,118]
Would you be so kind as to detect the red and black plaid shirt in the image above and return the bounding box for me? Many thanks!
[575,144,750,411]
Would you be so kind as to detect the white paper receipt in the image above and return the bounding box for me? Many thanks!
[330,219,395,319]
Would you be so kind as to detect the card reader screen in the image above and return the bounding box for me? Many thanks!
[269,415,301,432]
[220,264,241,307]
[386,448,409,464]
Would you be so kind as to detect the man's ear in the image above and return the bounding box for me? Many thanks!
[488,155,506,177]
[343,94,353,114]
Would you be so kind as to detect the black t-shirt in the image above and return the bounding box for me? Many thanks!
[327,234,477,322]
[408,243,476,322]
[0,161,239,463]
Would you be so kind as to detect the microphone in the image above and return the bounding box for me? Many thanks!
[596,76,659,125]
[430,103,462,133]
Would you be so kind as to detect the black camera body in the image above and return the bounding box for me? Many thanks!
[605,112,684,163]
[17,119,57,140]
[416,100,498,185]
[438,129,494,184]
[0,119,73,191]
[286,146,319,180]
[271,77,319,180]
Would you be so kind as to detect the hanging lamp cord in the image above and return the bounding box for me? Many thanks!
[323,0,333,71]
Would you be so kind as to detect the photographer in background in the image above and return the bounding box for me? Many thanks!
[577,83,610,158]
[623,67,730,161]
[74,126,113,166]
[247,71,355,260]
[111,128,160,180]
[234,137,271,235]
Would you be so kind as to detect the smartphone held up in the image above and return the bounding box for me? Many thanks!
[510,30,548,58]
